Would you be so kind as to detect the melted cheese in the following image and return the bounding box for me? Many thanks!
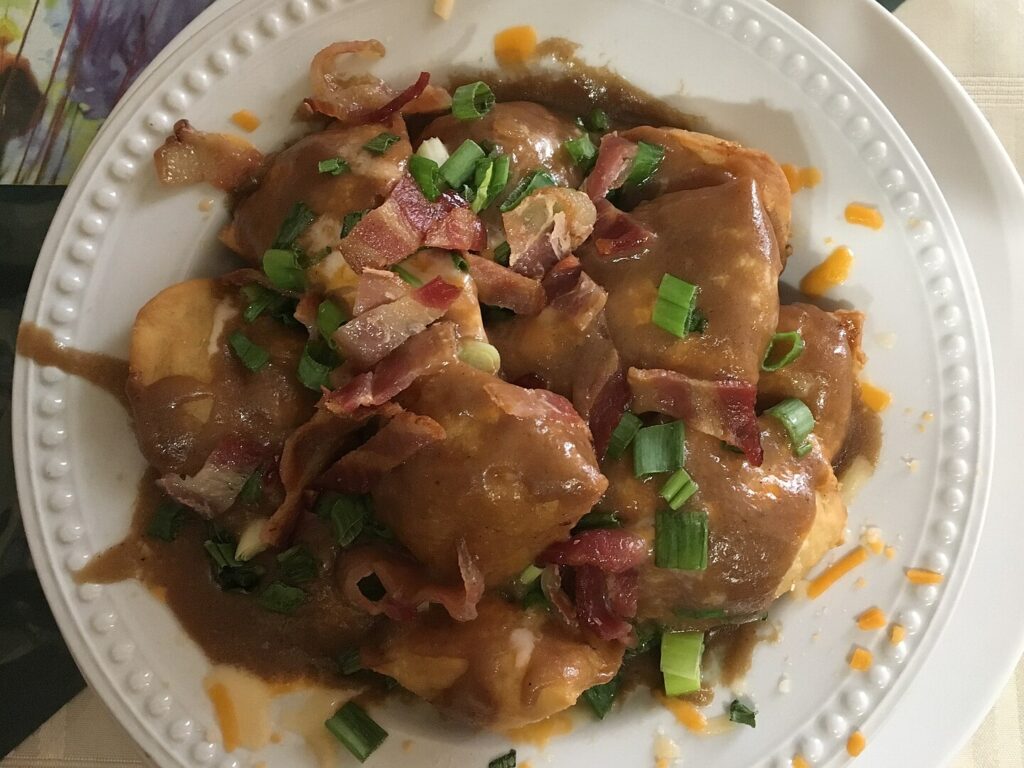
[845,203,884,230]
[504,712,574,747]
[494,25,539,66]
[780,164,822,193]
[799,246,853,297]
[230,109,261,132]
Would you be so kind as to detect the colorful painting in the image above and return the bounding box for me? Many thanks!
[0,0,215,185]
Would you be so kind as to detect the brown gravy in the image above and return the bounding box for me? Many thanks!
[833,395,883,477]
[17,322,130,407]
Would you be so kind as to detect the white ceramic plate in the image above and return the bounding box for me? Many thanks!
[12,0,995,766]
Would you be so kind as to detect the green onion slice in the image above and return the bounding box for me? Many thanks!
[564,134,598,172]
[660,631,704,696]
[633,421,686,476]
[582,676,621,720]
[262,248,306,292]
[626,622,661,659]
[297,339,339,391]
[440,139,486,188]
[761,330,805,371]
[238,470,263,504]
[317,299,347,340]
[470,159,494,213]
[687,308,708,334]
[204,532,264,592]
[457,340,501,374]
[625,141,665,187]
[765,398,815,456]
[573,511,622,532]
[499,169,556,212]
[277,545,317,584]
[675,607,729,621]
[391,264,423,286]
[655,509,709,571]
[451,81,496,120]
[337,648,363,675]
[585,108,611,133]
[408,154,445,202]
[242,284,288,323]
[273,202,317,249]
[363,132,401,154]
[316,493,371,547]
[728,699,757,727]
[258,581,307,614]
[318,157,350,176]
[605,411,643,460]
[228,330,270,372]
[325,701,388,762]
[487,154,511,201]
[147,500,187,541]
[341,210,366,238]
[493,241,511,266]
[659,468,698,510]
[488,749,517,768]
[652,274,698,338]
[450,252,469,272]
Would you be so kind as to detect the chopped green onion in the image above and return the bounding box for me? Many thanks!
[258,581,306,614]
[205,532,264,592]
[655,509,709,571]
[652,274,698,338]
[765,398,815,456]
[522,578,548,611]
[317,299,347,340]
[229,331,270,372]
[728,699,757,728]
[761,331,805,371]
[624,141,665,187]
[481,304,515,324]
[585,108,611,133]
[297,339,340,391]
[408,154,445,202]
[660,631,704,696]
[605,411,643,460]
[341,210,366,238]
[234,519,268,561]
[318,157,350,176]
[572,511,622,532]
[626,622,661,659]
[564,133,598,172]
[277,545,317,584]
[391,264,423,286]
[675,607,728,620]
[242,284,288,323]
[485,154,511,205]
[470,159,494,213]
[416,137,450,165]
[363,132,401,154]
[499,169,556,212]
[238,470,263,504]
[316,493,371,547]
[659,468,698,510]
[273,202,317,249]
[493,241,511,266]
[633,421,686,476]
[687,308,708,334]
[518,564,543,586]
[488,749,517,768]
[457,340,501,374]
[582,675,621,719]
[263,248,306,292]
[147,500,187,541]
[325,702,388,762]
[451,81,496,120]
[450,252,469,272]
[338,648,363,675]
[440,139,486,188]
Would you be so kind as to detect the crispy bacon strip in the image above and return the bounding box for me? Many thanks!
[340,176,486,272]
[465,254,546,315]
[541,255,583,302]
[586,368,631,458]
[503,188,596,279]
[353,268,410,314]
[336,540,483,621]
[549,271,607,332]
[592,199,655,256]
[157,436,265,518]
[318,409,445,493]
[581,135,637,201]
[293,292,320,337]
[628,367,763,466]
[575,564,636,642]
[322,322,458,416]
[540,565,578,628]
[361,70,430,123]
[153,119,262,191]
[333,277,460,370]
[538,529,648,574]
[484,381,582,427]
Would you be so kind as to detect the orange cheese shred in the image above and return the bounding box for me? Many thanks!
[792,756,810,768]
[845,203,884,230]
[657,693,708,733]
[856,607,887,631]
[807,545,869,599]
[906,568,944,585]
[859,381,892,413]
[781,164,822,193]
[849,647,873,671]
[230,109,261,132]
[494,25,538,66]
[847,730,867,756]
[889,624,906,645]
[206,681,240,753]
[799,246,853,297]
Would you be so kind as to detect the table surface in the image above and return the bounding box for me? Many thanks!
[0,0,1021,765]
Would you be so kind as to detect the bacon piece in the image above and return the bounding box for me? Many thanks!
[484,381,581,427]
[157,436,265,518]
[549,271,607,332]
[581,135,637,201]
[360,70,430,124]
[606,569,639,620]
[628,367,763,466]
[592,199,655,256]
[586,368,631,458]
[466,254,546,315]
[503,188,596,279]
[538,529,649,574]
[333,278,460,369]
[293,292,320,337]
[153,119,262,191]
[336,541,483,621]
[353,268,410,314]
[540,565,577,627]
[318,409,446,493]
[323,322,458,416]
[575,564,635,642]
[340,176,485,272]
[541,255,583,301]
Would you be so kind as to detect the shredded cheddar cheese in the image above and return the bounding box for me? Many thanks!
[884,545,896,560]
[505,712,573,747]
[859,381,892,413]
[807,546,869,599]
[856,607,887,631]
[230,109,261,132]
[657,693,708,733]
[433,0,454,19]
[847,730,867,757]
[906,568,944,585]
[792,756,810,768]
[206,681,240,752]
[781,164,822,193]
[849,647,873,671]
[799,246,853,297]
[494,25,538,66]
[845,203,884,230]
[889,624,906,645]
